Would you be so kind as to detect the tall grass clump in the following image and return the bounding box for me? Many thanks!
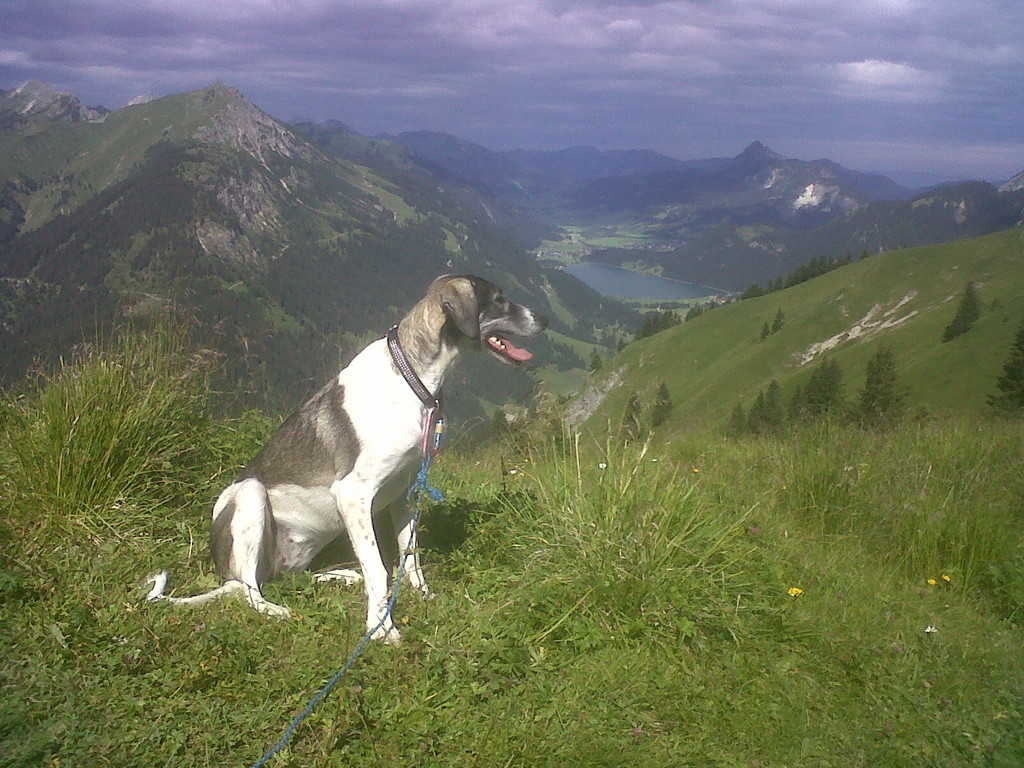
[1,325,215,548]
[444,427,774,660]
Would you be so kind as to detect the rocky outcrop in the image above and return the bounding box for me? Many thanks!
[0,79,106,126]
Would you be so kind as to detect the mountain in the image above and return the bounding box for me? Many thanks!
[0,79,107,128]
[0,82,637,416]
[566,141,910,230]
[574,227,1024,434]
[999,168,1024,193]
[617,180,1024,289]
[387,131,693,202]
[292,121,558,249]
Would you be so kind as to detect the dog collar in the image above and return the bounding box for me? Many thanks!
[386,325,444,456]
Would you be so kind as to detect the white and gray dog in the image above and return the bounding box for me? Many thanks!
[148,275,547,643]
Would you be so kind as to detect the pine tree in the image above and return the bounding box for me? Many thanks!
[589,349,603,372]
[858,345,905,426]
[759,322,771,342]
[619,390,643,442]
[989,315,1024,412]
[802,358,845,419]
[788,384,805,422]
[651,381,673,428]
[726,402,747,437]
[771,308,785,334]
[748,380,784,434]
[942,281,981,342]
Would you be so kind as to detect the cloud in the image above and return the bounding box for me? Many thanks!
[1,0,1022,177]
[830,59,946,101]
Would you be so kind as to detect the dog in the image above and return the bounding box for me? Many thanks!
[148,274,547,643]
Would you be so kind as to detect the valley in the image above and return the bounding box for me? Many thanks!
[2,78,1023,423]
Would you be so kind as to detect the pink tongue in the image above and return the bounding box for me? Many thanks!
[491,335,533,362]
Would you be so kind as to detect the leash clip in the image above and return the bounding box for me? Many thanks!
[422,402,444,458]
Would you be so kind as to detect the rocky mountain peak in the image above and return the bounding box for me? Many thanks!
[998,168,1024,193]
[123,93,157,108]
[1,79,105,125]
[192,84,314,164]
[734,141,785,167]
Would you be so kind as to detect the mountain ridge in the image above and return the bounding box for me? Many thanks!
[0,81,636,417]
[0,79,108,128]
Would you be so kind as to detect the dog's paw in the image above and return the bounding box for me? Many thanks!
[368,620,401,645]
[313,569,362,586]
[145,571,169,601]
[252,599,292,619]
[378,626,402,645]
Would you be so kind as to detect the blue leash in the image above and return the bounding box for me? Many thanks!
[251,455,443,768]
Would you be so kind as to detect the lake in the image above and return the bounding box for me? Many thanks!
[563,263,718,301]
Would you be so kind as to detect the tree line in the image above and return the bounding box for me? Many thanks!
[727,345,907,436]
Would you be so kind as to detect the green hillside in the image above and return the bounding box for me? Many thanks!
[0,84,637,416]
[582,227,1024,433]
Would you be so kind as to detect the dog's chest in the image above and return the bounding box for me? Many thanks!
[339,341,442,455]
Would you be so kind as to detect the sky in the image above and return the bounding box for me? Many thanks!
[2,0,1023,182]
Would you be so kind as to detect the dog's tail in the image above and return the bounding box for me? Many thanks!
[145,570,245,606]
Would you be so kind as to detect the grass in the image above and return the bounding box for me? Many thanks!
[2,334,1024,767]
[590,227,1024,433]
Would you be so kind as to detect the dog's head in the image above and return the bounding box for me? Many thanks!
[435,275,548,365]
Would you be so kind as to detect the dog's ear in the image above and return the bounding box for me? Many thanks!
[440,277,481,339]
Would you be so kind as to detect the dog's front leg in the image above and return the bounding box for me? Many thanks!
[331,478,401,644]
[391,503,429,597]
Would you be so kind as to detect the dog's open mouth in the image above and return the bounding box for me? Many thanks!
[486,334,533,364]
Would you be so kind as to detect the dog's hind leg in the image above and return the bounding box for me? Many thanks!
[210,479,291,618]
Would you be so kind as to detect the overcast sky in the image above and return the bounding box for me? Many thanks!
[3,0,1022,181]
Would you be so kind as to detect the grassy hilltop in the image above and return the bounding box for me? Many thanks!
[2,232,1024,764]
[584,227,1024,435]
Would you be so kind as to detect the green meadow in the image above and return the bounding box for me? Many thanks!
[3,227,1024,766]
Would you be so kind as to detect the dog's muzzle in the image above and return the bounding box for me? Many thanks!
[482,307,548,365]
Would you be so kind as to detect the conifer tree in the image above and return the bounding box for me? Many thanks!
[589,349,603,372]
[748,380,784,434]
[942,281,981,342]
[989,315,1024,412]
[771,308,785,334]
[651,381,673,428]
[802,358,844,419]
[759,322,771,342]
[858,345,905,426]
[726,402,747,437]
[788,384,805,422]
[619,390,643,442]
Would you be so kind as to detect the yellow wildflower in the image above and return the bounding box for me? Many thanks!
[941,574,952,584]
[788,587,804,598]
[927,578,938,587]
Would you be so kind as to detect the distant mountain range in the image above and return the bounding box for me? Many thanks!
[2,77,1022,413]
[383,131,1024,291]
[0,81,636,417]
[386,130,702,202]
[642,180,1024,289]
